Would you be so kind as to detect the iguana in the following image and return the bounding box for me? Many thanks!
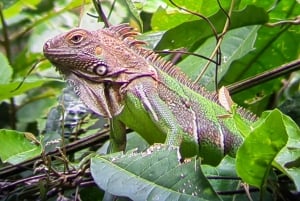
[43,24,256,165]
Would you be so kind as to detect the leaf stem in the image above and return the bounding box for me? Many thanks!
[194,0,235,89]
[0,6,16,129]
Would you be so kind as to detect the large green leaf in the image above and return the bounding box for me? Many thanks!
[151,0,231,30]
[91,145,220,201]
[3,0,42,18]
[0,129,42,164]
[151,7,198,31]
[179,26,259,89]
[154,5,268,50]
[221,1,300,112]
[222,24,300,86]
[236,109,288,188]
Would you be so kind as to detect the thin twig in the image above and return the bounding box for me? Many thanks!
[11,58,46,92]
[227,59,300,94]
[93,0,110,27]
[156,50,217,64]
[266,16,300,27]
[0,5,11,61]
[107,0,117,20]
[217,187,259,195]
[168,0,218,37]
[194,0,235,87]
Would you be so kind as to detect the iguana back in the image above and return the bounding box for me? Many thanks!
[43,24,256,165]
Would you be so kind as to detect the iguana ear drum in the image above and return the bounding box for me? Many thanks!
[93,60,108,76]
[95,46,102,55]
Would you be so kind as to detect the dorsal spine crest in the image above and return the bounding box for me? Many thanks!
[104,24,256,121]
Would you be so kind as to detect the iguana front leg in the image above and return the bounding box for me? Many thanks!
[109,118,127,153]
[128,81,185,147]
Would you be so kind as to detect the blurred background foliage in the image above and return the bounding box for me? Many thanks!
[0,0,300,200]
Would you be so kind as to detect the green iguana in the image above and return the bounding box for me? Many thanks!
[43,24,256,165]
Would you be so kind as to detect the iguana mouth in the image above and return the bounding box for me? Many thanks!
[44,43,80,59]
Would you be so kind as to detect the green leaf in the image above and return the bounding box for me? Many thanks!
[203,156,239,192]
[274,113,300,191]
[203,156,264,200]
[66,0,91,9]
[222,1,300,111]
[151,7,198,31]
[17,97,56,123]
[125,132,150,152]
[0,78,56,101]
[223,25,300,86]
[125,0,143,28]
[155,5,268,50]
[237,0,276,11]
[0,0,20,9]
[0,129,42,164]
[140,0,167,13]
[179,26,259,88]
[3,0,42,19]
[91,145,220,201]
[151,0,231,30]
[268,0,300,20]
[0,52,13,84]
[236,109,288,188]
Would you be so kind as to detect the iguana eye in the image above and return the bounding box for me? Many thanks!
[66,30,87,44]
[93,61,108,76]
[70,34,83,44]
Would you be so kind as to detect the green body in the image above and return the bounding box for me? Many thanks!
[43,24,255,165]
[117,72,243,164]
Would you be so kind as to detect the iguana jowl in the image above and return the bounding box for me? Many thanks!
[43,24,256,165]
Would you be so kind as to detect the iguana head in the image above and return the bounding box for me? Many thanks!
[43,24,156,118]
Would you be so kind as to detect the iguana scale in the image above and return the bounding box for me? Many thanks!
[43,24,256,165]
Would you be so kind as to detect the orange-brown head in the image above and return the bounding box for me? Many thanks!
[43,24,156,117]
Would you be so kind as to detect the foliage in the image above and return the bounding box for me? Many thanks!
[91,145,220,201]
[0,0,300,200]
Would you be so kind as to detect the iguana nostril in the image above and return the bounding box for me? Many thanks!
[43,42,50,51]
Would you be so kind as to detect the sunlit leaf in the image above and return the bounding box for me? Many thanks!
[140,0,167,13]
[91,145,220,201]
[1,0,20,9]
[3,0,41,18]
[236,109,288,188]
[155,5,268,50]
[0,129,42,164]
[125,0,143,28]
